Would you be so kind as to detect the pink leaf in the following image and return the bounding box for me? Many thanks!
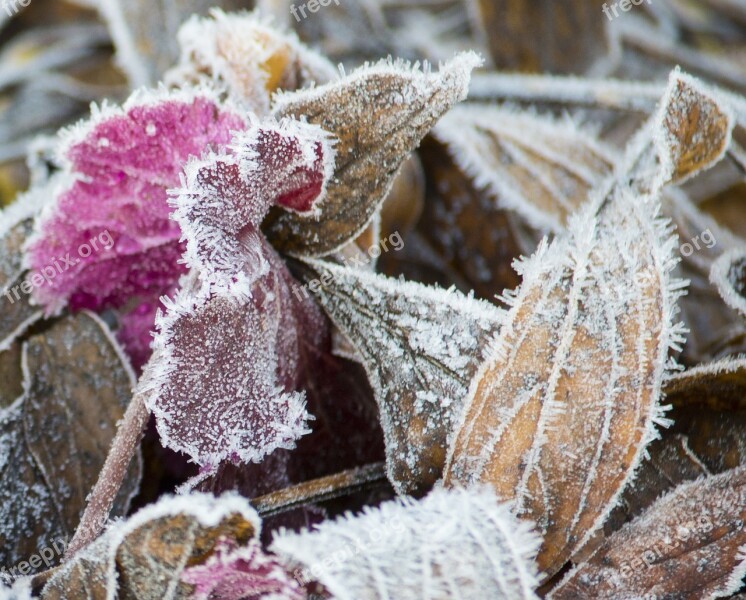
[26,88,246,312]
[181,540,305,600]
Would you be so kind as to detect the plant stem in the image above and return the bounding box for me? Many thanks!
[65,391,150,559]
[252,462,389,517]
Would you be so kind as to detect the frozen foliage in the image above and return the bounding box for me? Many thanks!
[551,466,746,599]
[433,105,616,232]
[170,118,335,297]
[139,243,327,468]
[167,9,336,113]
[710,247,746,318]
[269,52,481,256]
[44,492,264,599]
[272,486,540,600]
[139,115,336,467]
[181,540,305,600]
[25,87,247,364]
[443,76,703,575]
[302,259,503,493]
[0,578,33,600]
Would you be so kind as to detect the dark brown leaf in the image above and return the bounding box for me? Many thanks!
[551,467,746,599]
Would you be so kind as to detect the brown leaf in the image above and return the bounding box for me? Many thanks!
[379,154,425,240]
[265,53,480,256]
[0,311,141,575]
[665,356,746,410]
[442,69,728,578]
[711,246,746,319]
[473,0,611,74]
[416,135,528,300]
[0,194,45,350]
[297,258,504,494]
[550,467,746,599]
[42,493,261,600]
[432,104,616,232]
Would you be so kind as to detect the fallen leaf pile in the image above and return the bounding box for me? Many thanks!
[3,1,746,599]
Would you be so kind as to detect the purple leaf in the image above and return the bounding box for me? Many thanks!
[26,88,247,364]
[170,118,334,296]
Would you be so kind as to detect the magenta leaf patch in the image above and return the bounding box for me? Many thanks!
[25,88,247,364]
[171,118,334,297]
[181,540,306,600]
[139,119,334,467]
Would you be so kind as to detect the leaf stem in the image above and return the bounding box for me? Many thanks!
[252,462,389,517]
[65,391,150,559]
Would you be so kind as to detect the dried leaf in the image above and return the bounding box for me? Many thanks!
[42,493,263,600]
[272,486,540,600]
[664,356,746,410]
[265,53,481,256]
[711,246,746,319]
[166,9,337,113]
[433,104,616,231]
[473,0,611,75]
[442,69,730,577]
[97,0,247,86]
[0,184,48,350]
[298,258,504,494]
[550,467,746,600]
[0,311,140,575]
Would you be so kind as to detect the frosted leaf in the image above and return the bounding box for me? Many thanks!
[170,117,335,297]
[550,466,746,600]
[0,312,139,576]
[442,71,720,577]
[166,9,337,113]
[433,104,616,231]
[0,578,33,600]
[297,258,504,494]
[42,492,262,600]
[26,87,247,317]
[664,356,746,409]
[181,540,306,600]
[97,0,247,86]
[138,240,326,467]
[266,52,482,256]
[710,247,746,319]
[272,486,540,600]
[0,182,48,351]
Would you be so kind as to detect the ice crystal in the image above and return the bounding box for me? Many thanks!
[272,486,540,600]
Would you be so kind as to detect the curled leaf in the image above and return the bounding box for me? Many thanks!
[42,493,262,599]
[265,52,481,256]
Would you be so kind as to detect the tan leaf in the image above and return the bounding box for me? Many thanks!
[0,312,140,575]
[0,186,48,351]
[442,69,727,578]
[550,467,746,600]
[297,258,504,494]
[42,493,261,600]
[472,0,611,75]
[432,105,616,231]
[265,53,480,256]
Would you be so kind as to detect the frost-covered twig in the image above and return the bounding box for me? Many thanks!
[65,391,150,559]
[252,462,388,517]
